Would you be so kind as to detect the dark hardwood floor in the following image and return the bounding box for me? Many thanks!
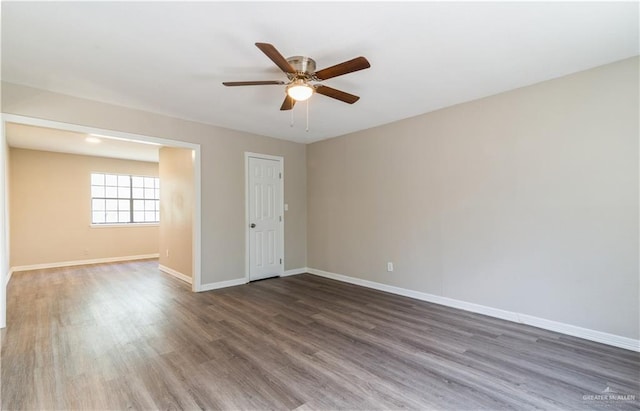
[2,260,638,410]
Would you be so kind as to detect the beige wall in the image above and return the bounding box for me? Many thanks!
[307,57,639,340]
[1,83,308,285]
[9,148,159,267]
[159,147,193,278]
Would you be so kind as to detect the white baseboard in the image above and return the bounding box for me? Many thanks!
[516,313,639,352]
[6,268,14,286]
[199,278,246,292]
[198,268,307,291]
[10,254,160,273]
[159,264,192,284]
[282,267,308,277]
[307,267,639,352]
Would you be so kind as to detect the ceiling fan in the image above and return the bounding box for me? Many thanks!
[223,42,371,110]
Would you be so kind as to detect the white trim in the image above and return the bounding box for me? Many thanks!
[1,114,194,148]
[244,152,285,282]
[192,147,202,292]
[200,278,247,292]
[10,254,160,272]
[6,268,14,286]
[282,267,308,277]
[90,223,159,229]
[159,264,192,284]
[516,314,640,352]
[307,268,640,352]
[244,154,250,283]
[1,114,203,295]
[1,116,8,329]
[244,152,284,162]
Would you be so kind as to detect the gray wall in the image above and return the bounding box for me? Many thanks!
[2,82,307,284]
[307,57,639,339]
[2,57,637,341]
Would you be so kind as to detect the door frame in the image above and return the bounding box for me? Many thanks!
[244,152,284,282]
[0,113,203,301]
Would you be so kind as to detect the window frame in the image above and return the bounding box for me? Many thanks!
[90,172,160,226]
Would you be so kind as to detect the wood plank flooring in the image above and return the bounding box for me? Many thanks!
[2,260,638,410]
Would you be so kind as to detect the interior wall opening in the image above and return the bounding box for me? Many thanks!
[1,114,202,328]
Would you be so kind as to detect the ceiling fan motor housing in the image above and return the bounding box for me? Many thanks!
[286,56,316,76]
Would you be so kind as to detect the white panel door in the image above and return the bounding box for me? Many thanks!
[248,156,283,281]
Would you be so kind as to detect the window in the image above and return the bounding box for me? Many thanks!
[91,173,160,224]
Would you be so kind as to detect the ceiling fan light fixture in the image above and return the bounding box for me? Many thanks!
[286,80,314,101]
[223,42,370,111]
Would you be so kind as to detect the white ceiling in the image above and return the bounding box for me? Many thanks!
[2,2,638,143]
[6,123,160,163]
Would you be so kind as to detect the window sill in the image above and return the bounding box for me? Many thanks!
[90,223,159,229]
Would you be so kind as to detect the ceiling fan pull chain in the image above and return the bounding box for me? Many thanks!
[306,99,310,132]
[290,106,294,128]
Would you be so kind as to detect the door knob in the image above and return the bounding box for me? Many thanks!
[250,223,256,228]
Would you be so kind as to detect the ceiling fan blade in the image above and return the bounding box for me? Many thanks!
[255,43,296,74]
[314,56,370,80]
[280,95,296,111]
[222,80,285,86]
[315,85,360,104]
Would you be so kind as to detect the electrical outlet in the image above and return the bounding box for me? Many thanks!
[166,249,170,257]
[387,262,394,272]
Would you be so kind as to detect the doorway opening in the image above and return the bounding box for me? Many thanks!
[0,114,202,327]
